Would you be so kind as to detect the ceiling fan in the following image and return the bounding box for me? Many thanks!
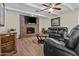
[36,3,61,12]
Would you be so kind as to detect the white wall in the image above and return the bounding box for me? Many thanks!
[0,27,6,33]
[39,17,51,33]
[60,11,78,32]
[5,10,20,38]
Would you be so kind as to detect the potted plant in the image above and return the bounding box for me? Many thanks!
[8,28,16,33]
[41,28,47,34]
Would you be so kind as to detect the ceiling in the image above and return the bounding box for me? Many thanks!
[1,3,79,18]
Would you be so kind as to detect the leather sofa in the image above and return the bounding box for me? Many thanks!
[47,27,68,41]
[44,25,79,56]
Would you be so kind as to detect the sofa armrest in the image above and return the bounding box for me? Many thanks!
[44,39,78,56]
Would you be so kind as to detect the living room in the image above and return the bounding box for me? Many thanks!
[0,3,79,56]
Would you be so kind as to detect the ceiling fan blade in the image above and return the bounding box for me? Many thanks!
[52,7,61,10]
[36,8,48,12]
[54,3,61,6]
[42,4,49,7]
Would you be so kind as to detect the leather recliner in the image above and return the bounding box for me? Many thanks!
[44,25,79,56]
[44,39,77,56]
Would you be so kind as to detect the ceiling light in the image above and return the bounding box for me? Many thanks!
[32,15,34,16]
[48,8,54,12]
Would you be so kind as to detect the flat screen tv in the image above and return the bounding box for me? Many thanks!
[24,16,36,24]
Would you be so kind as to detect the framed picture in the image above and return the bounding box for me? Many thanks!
[0,3,5,26]
[51,17,60,26]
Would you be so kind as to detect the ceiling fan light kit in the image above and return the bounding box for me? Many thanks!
[48,8,54,12]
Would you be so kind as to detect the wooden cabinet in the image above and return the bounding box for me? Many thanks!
[0,32,17,56]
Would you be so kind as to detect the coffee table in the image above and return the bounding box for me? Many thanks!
[36,33,49,44]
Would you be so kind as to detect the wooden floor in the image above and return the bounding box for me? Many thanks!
[13,36,44,56]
